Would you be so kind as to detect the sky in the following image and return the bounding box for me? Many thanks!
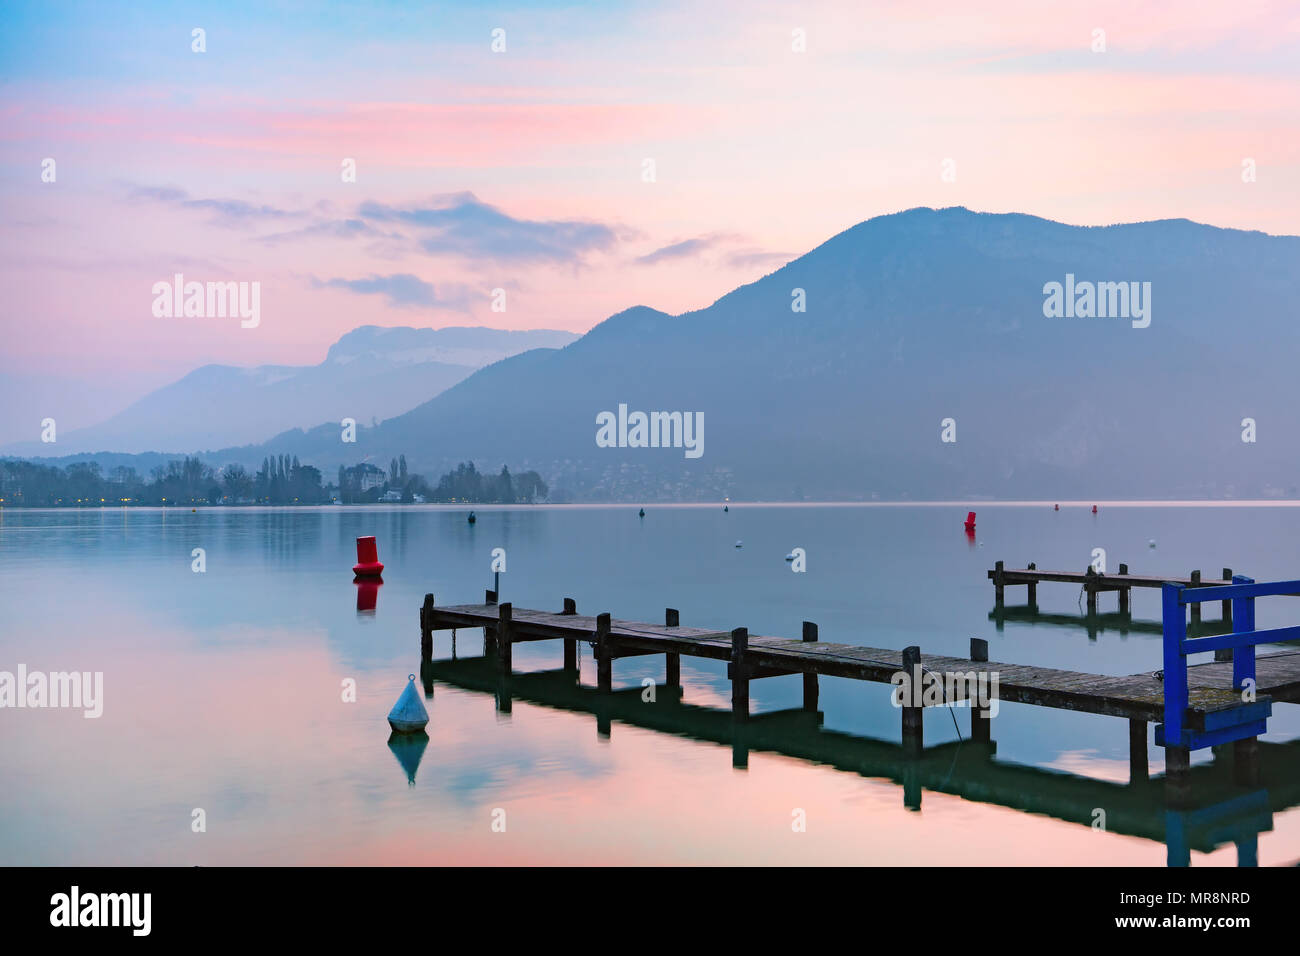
[1,0,1298,441]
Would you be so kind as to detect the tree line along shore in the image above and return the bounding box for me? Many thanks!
[0,456,548,507]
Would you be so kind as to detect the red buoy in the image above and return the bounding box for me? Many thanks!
[964,511,976,532]
[1054,504,1059,511]
[1092,505,1098,514]
[353,535,384,577]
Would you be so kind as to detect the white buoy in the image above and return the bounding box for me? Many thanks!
[1148,539,1157,549]
[388,674,429,733]
[735,540,743,548]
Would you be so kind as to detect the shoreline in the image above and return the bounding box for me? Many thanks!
[5,498,1300,512]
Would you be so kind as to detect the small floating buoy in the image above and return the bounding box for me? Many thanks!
[1092,505,1098,514]
[639,508,645,518]
[467,511,476,524]
[1149,539,1157,549]
[352,535,384,578]
[191,508,196,513]
[387,674,429,734]
[735,540,743,549]
[964,511,976,533]
[724,505,729,512]
[1053,504,1059,511]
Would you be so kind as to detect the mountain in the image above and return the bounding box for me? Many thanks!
[231,207,1300,501]
[2,326,578,456]
[22,207,1300,501]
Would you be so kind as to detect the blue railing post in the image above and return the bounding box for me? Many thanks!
[1162,582,1188,747]
[1232,574,1257,693]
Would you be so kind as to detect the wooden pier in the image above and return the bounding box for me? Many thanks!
[989,561,1247,659]
[419,591,1300,801]
[989,561,1235,620]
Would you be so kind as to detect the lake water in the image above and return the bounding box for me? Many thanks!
[2,502,1298,866]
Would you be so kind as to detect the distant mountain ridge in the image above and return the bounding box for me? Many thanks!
[227,206,1298,500]
[324,325,575,369]
[2,326,577,456]
[15,207,1300,501]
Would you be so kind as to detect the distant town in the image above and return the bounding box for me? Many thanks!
[0,455,548,507]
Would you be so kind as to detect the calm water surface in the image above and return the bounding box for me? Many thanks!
[2,503,1298,865]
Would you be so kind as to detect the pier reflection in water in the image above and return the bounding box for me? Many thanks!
[421,641,1291,867]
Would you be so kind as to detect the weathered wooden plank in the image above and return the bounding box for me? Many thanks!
[988,568,1232,589]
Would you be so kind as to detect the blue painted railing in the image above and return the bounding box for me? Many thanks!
[1157,575,1292,751]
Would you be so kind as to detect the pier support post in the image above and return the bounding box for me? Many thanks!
[420,593,434,659]
[665,608,680,687]
[994,560,1005,606]
[1234,736,1261,787]
[497,602,513,673]
[595,612,612,694]
[1189,570,1201,627]
[1085,567,1098,614]
[970,638,990,744]
[1216,568,1234,660]
[1118,564,1130,615]
[562,598,578,671]
[1129,719,1149,784]
[731,627,749,719]
[1026,562,1037,606]
[594,614,612,737]
[802,621,819,712]
[1165,745,1192,807]
[901,645,923,757]
[482,590,498,655]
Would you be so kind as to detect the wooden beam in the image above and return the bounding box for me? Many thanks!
[902,645,922,756]
[971,637,990,744]
[802,621,819,712]
[1216,569,1233,660]
[731,627,749,719]
[1190,570,1202,625]
[665,608,680,687]
[562,598,577,670]
[497,602,512,673]
[595,612,611,693]
[1129,718,1148,785]
[420,593,435,659]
